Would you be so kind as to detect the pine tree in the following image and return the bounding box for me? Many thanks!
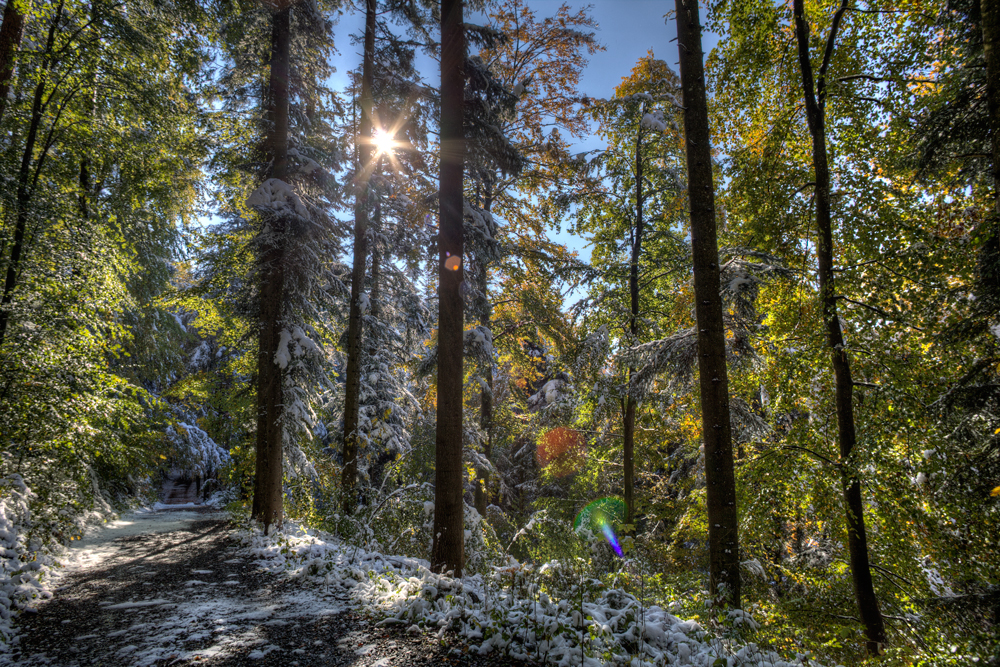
[431,0,465,577]
[341,0,377,514]
[251,3,293,532]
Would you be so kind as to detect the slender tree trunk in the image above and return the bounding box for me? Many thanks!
[983,0,1000,214]
[792,0,885,652]
[78,0,100,220]
[979,0,1000,308]
[675,0,741,609]
[474,183,493,518]
[431,0,465,578]
[0,0,32,123]
[0,0,63,354]
[623,124,643,531]
[370,197,382,318]
[341,0,376,514]
[474,361,492,516]
[251,5,291,533]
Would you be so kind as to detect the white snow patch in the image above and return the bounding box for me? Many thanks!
[247,178,309,219]
[104,599,174,610]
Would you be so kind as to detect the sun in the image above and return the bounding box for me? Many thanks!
[372,128,396,156]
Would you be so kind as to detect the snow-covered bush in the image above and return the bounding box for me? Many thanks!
[0,475,53,649]
[320,482,502,577]
[239,520,833,667]
[166,419,230,480]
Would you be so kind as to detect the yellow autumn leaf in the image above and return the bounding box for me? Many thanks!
[160,455,167,460]
[991,486,1000,497]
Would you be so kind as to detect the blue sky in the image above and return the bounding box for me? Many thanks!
[330,1,686,94]
[328,1,715,265]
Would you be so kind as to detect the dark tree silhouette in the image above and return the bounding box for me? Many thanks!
[341,0,377,513]
[251,5,292,532]
[792,0,886,652]
[674,0,741,608]
[431,0,466,577]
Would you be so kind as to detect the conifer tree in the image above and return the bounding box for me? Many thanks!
[431,0,465,577]
[341,0,377,514]
[251,2,293,531]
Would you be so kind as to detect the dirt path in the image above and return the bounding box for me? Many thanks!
[5,505,529,667]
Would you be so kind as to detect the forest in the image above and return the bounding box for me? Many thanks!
[0,0,997,663]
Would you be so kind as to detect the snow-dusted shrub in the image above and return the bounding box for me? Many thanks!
[326,483,502,576]
[239,521,830,667]
[0,475,52,649]
[166,420,230,479]
[362,482,435,559]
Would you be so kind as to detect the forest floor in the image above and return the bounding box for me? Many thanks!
[4,477,530,667]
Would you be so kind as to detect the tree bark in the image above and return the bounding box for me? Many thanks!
[473,361,492,516]
[78,0,101,221]
[674,0,741,609]
[623,121,643,531]
[0,0,32,123]
[792,0,885,652]
[251,5,291,533]
[431,0,465,578]
[983,0,1000,214]
[0,0,63,354]
[341,0,377,514]
[474,183,493,518]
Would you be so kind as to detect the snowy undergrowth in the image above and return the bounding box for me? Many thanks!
[0,478,229,652]
[0,473,122,651]
[0,475,51,647]
[240,522,836,667]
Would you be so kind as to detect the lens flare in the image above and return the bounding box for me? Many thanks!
[372,128,396,156]
[574,497,625,556]
[536,427,585,477]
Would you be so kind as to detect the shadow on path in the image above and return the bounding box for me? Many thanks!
[9,509,531,667]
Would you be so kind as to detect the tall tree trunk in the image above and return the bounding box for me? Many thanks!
[251,5,291,533]
[431,0,465,578]
[474,183,493,518]
[675,0,741,609]
[0,0,32,123]
[0,0,63,354]
[623,123,643,531]
[983,0,1000,214]
[341,0,376,514]
[78,0,100,221]
[979,0,1000,310]
[792,0,885,652]
[370,197,382,318]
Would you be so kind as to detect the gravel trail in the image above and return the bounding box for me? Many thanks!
[5,487,531,667]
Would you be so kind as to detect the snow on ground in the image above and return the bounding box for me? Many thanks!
[55,507,208,575]
[242,524,836,667]
[0,473,123,650]
[3,488,837,667]
[6,507,355,666]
